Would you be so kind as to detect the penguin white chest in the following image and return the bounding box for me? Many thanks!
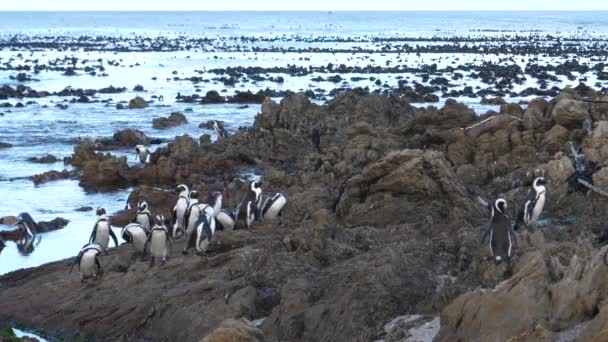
[131,228,148,253]
[137,214,151,231]
[95,223,110,249]
[264,195,287,220]
[530,192,546,224]
[80,250,98,277]
[138,150,148,163]
[150,231,168,258]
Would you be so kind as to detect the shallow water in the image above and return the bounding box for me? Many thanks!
[1,11,607,276]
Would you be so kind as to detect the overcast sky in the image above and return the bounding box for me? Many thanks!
[1,0,607,11]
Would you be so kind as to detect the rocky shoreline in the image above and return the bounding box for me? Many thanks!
[2,87,608,341]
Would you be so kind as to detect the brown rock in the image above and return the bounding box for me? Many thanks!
[112,128,148,147]
[0,216,17,225]
[542,125,569,154]
[201,318,265,342]
[523,98,552,131]
[128,96,148,109]
[152,112,188,129]
[552,99,589,129]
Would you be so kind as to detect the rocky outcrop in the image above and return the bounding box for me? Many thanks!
[552,98,589,129]
[0,217,69,241]
[201,319,265,342]
[128,96,148,109]
[111,128,149,147]
[30,170,79,185]
[152,112,188,129]
[27,154,59,163]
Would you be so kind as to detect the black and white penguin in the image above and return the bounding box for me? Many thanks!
[183,191,223,254]
[184,190,201,238]
[171,184,189,238]
[135,144,150,163]
[185,211,215,255]
[146,215,172,266]
[235,181,262,229]
[134,200,152,233]
[216,208,236,231]
[520,177,548,227]
[481,198,517,264]
[70,243,107,281]
[13,212,38,238]
[89,207,118,250]
[121,222,149,255]
[259,192,287,224]
[212,120,228,139]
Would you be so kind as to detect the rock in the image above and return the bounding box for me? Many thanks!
[0,142,13,149]
[480,97,507,105]
[27,154,59,163]
[112,128,148,147]
[75,206,93,212]
[37,217,69,232]
[228,91,266,104]
[116,103,125,110]
[523,98,552,131]
[133,84,144,92]
[540,156,575,196]
[592,167,608,191]
[552,99,589,129]
[202,90,225,104]
[201,318,265,342]
[542,125,569,154]
[583,121,608,164]
[128,96,148,109]
[80,156,130,189]
[499,103,524,117]
[0,216,17,225]
[31,170,78,185]
[152,112,188,129]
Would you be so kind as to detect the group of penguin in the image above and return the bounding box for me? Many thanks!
[71,180,287,281]
[481,176,548,264]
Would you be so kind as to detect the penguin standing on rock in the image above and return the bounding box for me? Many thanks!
[184,190,201,238]
[519,177,548,228]
[211,120,229,140]
[121,223,149,255]
[183,191,223,254]
[258,192,287,225]
[13,213,38,239]
[481,198,517,264]
[235,181,262,229]
[146,215,172,266]
[134,200,152,233]
[135,145,151,163]
[216,208,236,231]
[171,184,189,238]
[89,207,118,250]
[70,243,107,282]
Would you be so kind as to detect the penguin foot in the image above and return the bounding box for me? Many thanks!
[182,250,189,255]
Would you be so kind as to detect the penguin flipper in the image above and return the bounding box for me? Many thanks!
[89,225,97,244]
[70,254,81,273]
[95,257,102,275]
[509,226,518,249]
[481,223,492,245]
[109,228,119,248]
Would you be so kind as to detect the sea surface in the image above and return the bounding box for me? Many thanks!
[1,11,607,277]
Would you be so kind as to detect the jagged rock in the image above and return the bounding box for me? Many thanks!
[552,99,589,129]
[152,112,188,129]
[542,125,569,154]
[128,96,148,109]
[27,154,59,163]
[583,121,608,164]
[523,98,553,131]
[31,170,78,185]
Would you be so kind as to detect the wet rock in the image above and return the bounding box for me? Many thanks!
[0,142,13,149]
[37,217,69,232]
[202,90,225,104]
[31,170,79,185]
[0,216,17,225]
[81,156,130,189]
[152,112,188,129]
[481,97,507,105]
[552,99,589,129]
[27,154,59,163]
[228,91,266,104]
[133,84,144,92]
[128,96,148,109]
[112,128,148,147]
[201,318,265,342]
[116,103,125,110]
[75,206,93,212]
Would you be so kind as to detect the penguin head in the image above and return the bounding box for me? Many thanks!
[494,198,507,213]
[96,207,106,216]
[138,200,148,211]
[189,190,199,200]
[534,177,548,189]
[208,190,223,203]
[176,184,188,194]
[212,120,220,130]
[251,180,262,191]
[154,215,165,226]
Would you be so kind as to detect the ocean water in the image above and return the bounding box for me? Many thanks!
[0,11,607,276]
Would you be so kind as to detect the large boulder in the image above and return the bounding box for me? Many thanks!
[202,90,225,104]
[583,121,608,164]
[128,96,148,109]
[552,99,589,129]
[112,128,148,147]
[523,98,552,131]
[152,112,188,129]
[200,318,265,342]
[542,125,569,154]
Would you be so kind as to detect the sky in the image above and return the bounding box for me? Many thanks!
[0,0,607,11]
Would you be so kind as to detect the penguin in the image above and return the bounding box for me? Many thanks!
[89,207,118,250]
[184,211,215,255]
[211,120,229,139]
[13,212,38,238]
[235,181,262,229]
[520,177,548,227]
[215,208,236,231]
[135,145,150,163]
[134,200,152,233]
[184,190,223,239]
[146,215,172,266]
[481,198,517,264]
[259,192,287,224]
[121,222,148,255]
[171,184,189,238]
[183,191,223,254]
[184,190,201,238]
[70,243,107,281]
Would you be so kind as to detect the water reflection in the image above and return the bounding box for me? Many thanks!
[16,235,42,256]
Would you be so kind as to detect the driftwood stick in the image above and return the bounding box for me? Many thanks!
[577,179,608,198]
